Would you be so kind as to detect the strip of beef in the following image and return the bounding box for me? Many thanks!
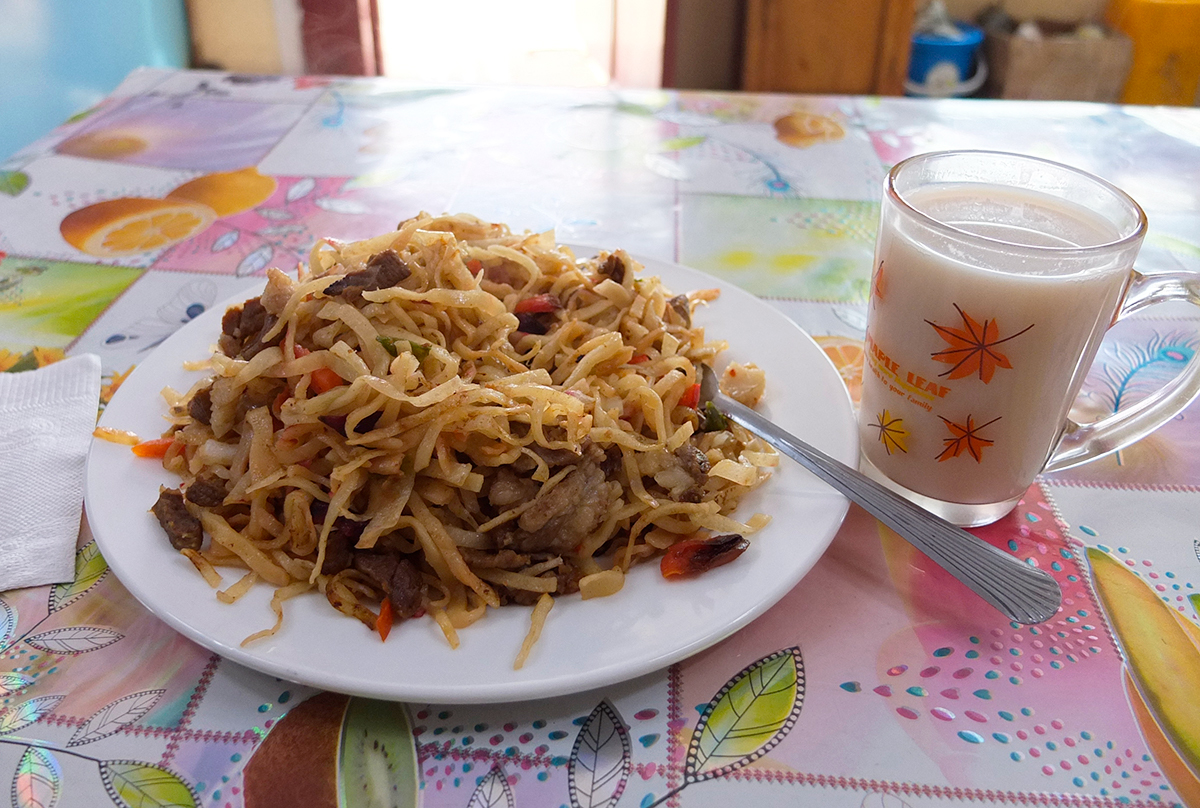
[667,293,691,327]
[318,516,364,575]
[188,385,212,425]
[218,298,282,360]
[515,312,551,334]
[184,473,227,507]
[599,252,626,284]
[672,443,711,502]
[485,467,539,510]
[353,553,425,618]
[323,249,410,299]
[501,451,613,554]
[151,487,202,551]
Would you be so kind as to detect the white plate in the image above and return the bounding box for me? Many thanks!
[86,254,857,703]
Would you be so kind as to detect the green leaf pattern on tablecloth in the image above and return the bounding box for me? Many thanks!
[685,646,805,782]
[11,745,62,808]
[98,761,197,808]
[49,541,109,613]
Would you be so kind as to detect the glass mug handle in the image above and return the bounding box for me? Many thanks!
[1046,270,1200,472]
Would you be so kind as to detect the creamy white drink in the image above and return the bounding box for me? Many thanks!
[860,182,1132,506]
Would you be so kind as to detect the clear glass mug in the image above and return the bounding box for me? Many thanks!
[858,150,1200,527]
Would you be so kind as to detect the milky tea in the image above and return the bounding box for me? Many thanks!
[859,179,1133,518]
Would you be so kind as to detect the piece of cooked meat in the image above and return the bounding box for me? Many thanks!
[503,457,612,554]
[259,267,295,315]
[599,252,625,284]
[151,487,202,551]
[485,467,539,510]
[218,298,283,360]
[184,473,227,507]
[323,249,410,298]
[353,553,425,618]
[666,293,691,327]
[187,385,212,425]
[319,517,364,575]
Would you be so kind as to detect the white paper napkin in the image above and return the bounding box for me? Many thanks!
[0,353,101,591]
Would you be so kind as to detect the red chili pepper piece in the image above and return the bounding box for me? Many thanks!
[376,598,394,642]
[310,366,344,394]
[131,437,175,458]
[513,293,561,314]
[679,382,701,409]
[660,534,749,578]
[630,353,650,364]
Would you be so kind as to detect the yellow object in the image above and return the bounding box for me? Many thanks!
[60,197,217,257]
[166,167,277,218]
[773,113,845,148]
[57,131,149,160]
[814,334,865,404]
[1107,0,1200,105]
[1086,548,1200,790]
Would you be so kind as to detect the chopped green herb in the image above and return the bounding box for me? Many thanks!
[700,400,728,432]
[408,341,431,361]
[376,335,399,357]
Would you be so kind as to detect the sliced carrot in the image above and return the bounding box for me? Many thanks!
[292,343,311,359]
[131,437,175,458]
[310,366,344,394]
[513,293,561,314]
[679,383,701,409]
[467,259,482,273]
[629,353,650,364]
[376,598,394,642]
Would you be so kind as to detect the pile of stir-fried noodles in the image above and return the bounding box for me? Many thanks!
[149,213,777,667]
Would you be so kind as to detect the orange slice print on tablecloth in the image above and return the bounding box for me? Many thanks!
[926,304,1033,383]
[871,409,908,454]
[936,414,1000,462]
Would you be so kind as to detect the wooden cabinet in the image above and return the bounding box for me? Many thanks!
[742,0,917,95]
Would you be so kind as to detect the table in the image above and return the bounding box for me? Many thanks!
[2,68,1199,808]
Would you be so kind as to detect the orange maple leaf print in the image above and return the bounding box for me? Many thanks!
[936,414,1001,462]
[926,304,1033,383]
[872,260,886,302]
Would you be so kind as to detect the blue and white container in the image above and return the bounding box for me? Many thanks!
[906,22,987,97]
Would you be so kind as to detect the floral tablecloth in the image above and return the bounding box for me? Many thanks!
[2,68,1199,808]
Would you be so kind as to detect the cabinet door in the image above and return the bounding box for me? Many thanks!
[742,0,916,95]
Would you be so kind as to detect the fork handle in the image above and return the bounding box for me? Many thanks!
[716,393,1062,625]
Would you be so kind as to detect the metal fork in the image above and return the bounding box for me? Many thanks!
[699,367,1062,624]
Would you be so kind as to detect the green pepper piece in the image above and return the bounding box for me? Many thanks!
[700,400,728,432]
[376,335,399,357]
